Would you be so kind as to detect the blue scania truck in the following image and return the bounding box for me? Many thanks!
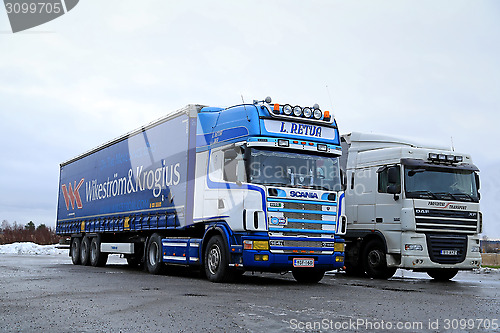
[56,97,346,283]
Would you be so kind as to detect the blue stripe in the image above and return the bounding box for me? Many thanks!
[268,208,336,215]
[287,218,336,225]
[269,228,336,234]
[267,198,337,206]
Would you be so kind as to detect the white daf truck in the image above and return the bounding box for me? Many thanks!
[340,132,482,281]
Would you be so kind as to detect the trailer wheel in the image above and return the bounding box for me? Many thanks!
[90,236,108,267]
[426,269,458,281]
[146,233,165,275]
[71,238,81,265]
[363,240,397,279]
[80,236,91,266]
[292,269,325,284]
[204,235,235,283]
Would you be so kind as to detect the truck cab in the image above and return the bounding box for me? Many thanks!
[340,132,482,280]
[194,98,346,282]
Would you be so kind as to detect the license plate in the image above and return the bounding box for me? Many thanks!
[293,258,314,267]
[440,249,458,256]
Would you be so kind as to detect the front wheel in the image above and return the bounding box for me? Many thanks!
[427,269,458,281]
[363,240,397,279]
[292,269,325,283]
[204,235,235,283]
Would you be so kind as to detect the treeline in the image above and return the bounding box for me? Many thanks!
[0,220,60,245]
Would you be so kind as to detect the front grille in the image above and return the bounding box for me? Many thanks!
[284,212,322,220]
[284,240,322,248]
[284,202,322,211]
[415,209,478,234]
[267,198,337,239]
[426,233,467,264]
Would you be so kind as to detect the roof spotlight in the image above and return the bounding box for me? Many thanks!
[303,107,312,118]
[313,109,322,119]
[283,104,293,115]
[293,106,302,117]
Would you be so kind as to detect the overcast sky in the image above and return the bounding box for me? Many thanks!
[1,1,499,238]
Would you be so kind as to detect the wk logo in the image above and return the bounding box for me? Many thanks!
[4,0,79,33]
[61,178,84,210]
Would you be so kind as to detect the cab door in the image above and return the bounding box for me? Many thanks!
[375,165,403,253]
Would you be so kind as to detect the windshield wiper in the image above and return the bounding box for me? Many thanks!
[407,190,438,199]
[451,192,475,202]
[260,182,290,187]
[434,192,459,200]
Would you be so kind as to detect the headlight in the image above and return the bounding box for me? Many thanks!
[293,106,302,116]
[302,107,312,118]
[313,109,322,119]
[405,244,423,251]
[471,246,480,253]
[283,104,293,115]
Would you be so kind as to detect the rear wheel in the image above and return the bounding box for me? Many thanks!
[427,269,458,281]
[204,235,235,283]
[90,236,108,267]
[292,269,325,283]
[363,240,397,279]
[80,236,91,266]
[71,238,81,265]
[146,233,165,275]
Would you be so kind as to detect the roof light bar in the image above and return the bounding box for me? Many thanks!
[428,153,464,164]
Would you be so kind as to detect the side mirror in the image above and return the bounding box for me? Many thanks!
[340,169,347,191]
[387,184,400,194]
[388,166,399,184]
[475,173,480,190]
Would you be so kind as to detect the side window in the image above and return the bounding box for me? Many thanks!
[223,147,246,183]
[378,165,401,193]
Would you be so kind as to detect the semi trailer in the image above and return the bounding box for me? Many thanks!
[56,97,346,283]
[340,132,482,281]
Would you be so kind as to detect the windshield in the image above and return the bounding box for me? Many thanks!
[247,148,342,191]
[405,166,479,202]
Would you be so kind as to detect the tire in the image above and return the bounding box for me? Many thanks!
[80,236,91,266]
[292,269,325,283]
[363,240,397,279]
[90,236,108,267]
[146,233,165,275]
[427,269,458,281]
[204,235,235,283]
[71,238,81,265]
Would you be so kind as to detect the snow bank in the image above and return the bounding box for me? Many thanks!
[0,242,66,255]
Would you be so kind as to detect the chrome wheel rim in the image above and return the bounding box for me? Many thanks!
[207,244,221,275]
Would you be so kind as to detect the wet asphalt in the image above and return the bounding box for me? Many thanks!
[0,254,499,332]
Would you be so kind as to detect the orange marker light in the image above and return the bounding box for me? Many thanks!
[273,104,280,111]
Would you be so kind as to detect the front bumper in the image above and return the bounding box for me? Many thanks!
[240,250,345,272]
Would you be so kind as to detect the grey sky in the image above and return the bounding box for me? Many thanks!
[1,1,499,238]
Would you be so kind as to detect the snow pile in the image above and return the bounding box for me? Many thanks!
[0,242,66,255]
[473,267,500,274]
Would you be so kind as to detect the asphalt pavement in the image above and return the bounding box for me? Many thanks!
[0,254,499,332]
